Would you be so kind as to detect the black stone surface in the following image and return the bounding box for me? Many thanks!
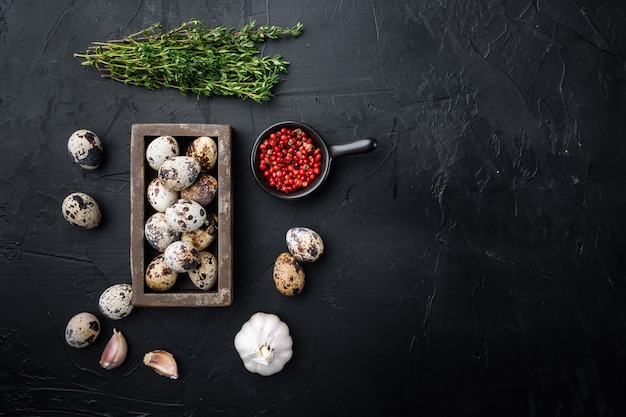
[2,1,626,416]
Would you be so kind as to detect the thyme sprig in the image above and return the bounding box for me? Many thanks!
[74,20,304,102]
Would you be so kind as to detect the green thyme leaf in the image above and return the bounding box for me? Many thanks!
[74,20,303,102]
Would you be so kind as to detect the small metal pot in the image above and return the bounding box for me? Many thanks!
[251,121,378,200]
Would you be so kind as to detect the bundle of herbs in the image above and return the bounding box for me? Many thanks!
[74,20,303,102]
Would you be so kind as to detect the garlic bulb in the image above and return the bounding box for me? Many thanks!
[234,312,293,376]
[99,328,128,370]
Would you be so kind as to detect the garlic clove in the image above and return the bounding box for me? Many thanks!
[143,350,179,379]
[99,328,128,370]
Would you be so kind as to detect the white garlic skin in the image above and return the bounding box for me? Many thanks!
[234,312,293,376]
[99,329,128,370]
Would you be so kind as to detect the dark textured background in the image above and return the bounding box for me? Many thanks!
[2,0,626,416]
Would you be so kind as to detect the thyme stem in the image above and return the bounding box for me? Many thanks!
[74,19,303,102]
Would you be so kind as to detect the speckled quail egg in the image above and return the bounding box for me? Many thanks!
[65,312,101,348]
[147,178,179,212]
[286,227,324,263]
[98,283,134,320]
[188,251,218,290]
[62,192,102,229]
[163,240,199,273]
[186,136,217,172]
[165,198,207,233]
[273,252,305,296]
[144,212,181,252]
[145,254,178,291]
[146,135,179,170]
[180,173,218,207]
[181,214,218,250]
[158,156,201,191]
[67,129,104,170]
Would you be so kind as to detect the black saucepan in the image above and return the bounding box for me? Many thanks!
[251,121,378,199]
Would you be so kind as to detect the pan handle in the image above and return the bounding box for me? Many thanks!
[328,138,378,159]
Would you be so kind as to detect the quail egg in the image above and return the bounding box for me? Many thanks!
[146,178,179,212]
[145,254,178,291]
[146,135,179,170]
[165,198,207,233]
[181,214,218,250]
[180,173,218,207]
[188,251,218,290]
[273,252,305,296]
[163,240,199,273]
[67,129,104,170]
[186,136,217,172]
[158,156,201,191]
[286,227,324,263]
[98,283,134,320]
[62,192,102,229]
[144,212,181,252]
[65,312,101,348]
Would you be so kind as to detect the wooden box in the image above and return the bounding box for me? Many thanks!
[130,124,232,307]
